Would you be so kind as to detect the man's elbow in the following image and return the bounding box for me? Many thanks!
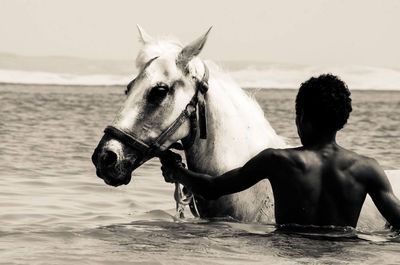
[194,178,221,200]
[202,189,221,200]
[197,193,221,201]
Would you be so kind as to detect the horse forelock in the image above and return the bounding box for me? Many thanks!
[135,39,183,69]
[135,38,205,80]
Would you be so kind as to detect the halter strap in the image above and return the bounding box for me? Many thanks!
[103,62,209,219]
[104,62,209,157]
[104,92,197,157]
[196,63,209,139]
[104,126,150,154]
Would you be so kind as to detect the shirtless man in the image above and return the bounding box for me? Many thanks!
[161,74,400,228]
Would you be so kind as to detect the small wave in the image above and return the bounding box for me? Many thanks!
[231,65,400,90]
[1,65,400,90]
[0,69,131,86]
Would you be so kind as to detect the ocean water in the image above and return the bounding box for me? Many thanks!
[2,53,400,90]
[0,84,399,265]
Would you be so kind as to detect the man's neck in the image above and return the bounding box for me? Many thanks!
[302,131,337,149]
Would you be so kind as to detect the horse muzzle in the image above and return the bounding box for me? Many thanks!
[91,135,148,187]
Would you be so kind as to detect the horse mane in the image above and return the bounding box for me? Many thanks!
[204,61,286,151]
[135,38,183,69]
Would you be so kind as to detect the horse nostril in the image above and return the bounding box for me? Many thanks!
[100,150,118,168]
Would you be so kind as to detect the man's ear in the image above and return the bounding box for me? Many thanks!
[299,109,305,123]
[297,109,314,131]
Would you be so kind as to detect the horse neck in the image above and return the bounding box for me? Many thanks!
[185,66,286,175]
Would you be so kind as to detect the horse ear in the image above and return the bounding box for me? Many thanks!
[137,24,153,44]
[176,27,212,71]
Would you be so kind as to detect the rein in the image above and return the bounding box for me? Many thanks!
[103,62,210,218]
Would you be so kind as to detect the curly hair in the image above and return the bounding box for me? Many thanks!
[295,74,352,132]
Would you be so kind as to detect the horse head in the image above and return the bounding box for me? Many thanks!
[92,26,211,187]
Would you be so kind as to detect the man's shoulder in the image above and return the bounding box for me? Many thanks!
[259,147,299,160]
[341,149,383,181]
[338,147,376,168]
[259,147,306,171]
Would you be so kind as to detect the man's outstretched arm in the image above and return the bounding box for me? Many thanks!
[161,149,280,200]
[365,159,400,229]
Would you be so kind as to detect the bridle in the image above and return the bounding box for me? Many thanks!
[102,61,209,219]
[103,62,209,159]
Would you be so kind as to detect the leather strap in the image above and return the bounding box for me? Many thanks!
[104,62,209,157]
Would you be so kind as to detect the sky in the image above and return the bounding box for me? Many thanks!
[0,0,399,68]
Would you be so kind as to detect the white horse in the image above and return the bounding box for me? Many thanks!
[92,27,399,229]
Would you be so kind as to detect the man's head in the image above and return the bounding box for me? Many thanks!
[295,74,352,141]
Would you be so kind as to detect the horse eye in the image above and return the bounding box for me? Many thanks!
[147,85,169,103]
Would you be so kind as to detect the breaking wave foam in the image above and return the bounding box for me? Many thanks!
[232,65,400,90]
[0,69,131,86]
[1,65,400,90]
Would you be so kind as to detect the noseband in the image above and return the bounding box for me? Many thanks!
[103,63,209,158]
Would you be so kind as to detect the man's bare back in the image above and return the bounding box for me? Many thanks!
[264,144,392,227]
[161,74,400,228]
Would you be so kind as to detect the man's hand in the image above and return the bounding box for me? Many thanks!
[159,151,185,183]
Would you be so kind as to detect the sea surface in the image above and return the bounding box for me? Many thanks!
[0,84,400,265]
